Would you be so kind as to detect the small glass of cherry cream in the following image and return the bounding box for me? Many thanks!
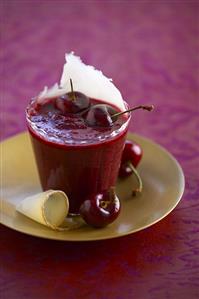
[26,93,130,215]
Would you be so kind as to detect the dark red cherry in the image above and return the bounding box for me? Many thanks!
[119,140,142,178]
[119,161,134,178]
[79,188,121,228]
[86,104,154,128]
[119,140,143,195]
[85,104,117,127]
[121,140,143,168]
[55,91,90,114]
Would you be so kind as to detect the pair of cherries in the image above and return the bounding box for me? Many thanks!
[56,90,116,127]
[80,140,143,228]
[55,79,154,128]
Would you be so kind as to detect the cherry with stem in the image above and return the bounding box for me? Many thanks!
[119,139,143,196]
[85,104,154,128]
[79,186,121,228]
[55,79,90,113]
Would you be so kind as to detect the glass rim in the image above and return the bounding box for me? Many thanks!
[26,99,131,148]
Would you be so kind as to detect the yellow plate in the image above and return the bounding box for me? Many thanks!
[1,132,185,241]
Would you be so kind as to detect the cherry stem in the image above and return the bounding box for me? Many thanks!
[128,162,143,196]
[70,78,76,101]
[112,105,154,120]
[100,186,116,209]
[100,201,109,209]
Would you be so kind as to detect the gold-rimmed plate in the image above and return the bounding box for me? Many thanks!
[1,132,184,241]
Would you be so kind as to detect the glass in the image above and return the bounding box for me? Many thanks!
[26,100,130,214]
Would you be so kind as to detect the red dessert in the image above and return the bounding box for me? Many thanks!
[26,98,130,214]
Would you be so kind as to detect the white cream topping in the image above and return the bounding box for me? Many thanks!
[37,52,126,111]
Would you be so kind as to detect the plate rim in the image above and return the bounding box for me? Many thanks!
[0,131,185,241]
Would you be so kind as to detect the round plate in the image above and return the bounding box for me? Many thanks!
[1,132,184,241]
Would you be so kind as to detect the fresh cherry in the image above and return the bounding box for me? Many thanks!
[119,140,143,196]
[86,104,154,128]
[119,161,134,178]
[55,79,90,114]
[121,140,143,169]
[79,187,121,228]
[85,104,116,127]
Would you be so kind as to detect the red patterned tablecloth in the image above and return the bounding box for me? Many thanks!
[1,1,199,298]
